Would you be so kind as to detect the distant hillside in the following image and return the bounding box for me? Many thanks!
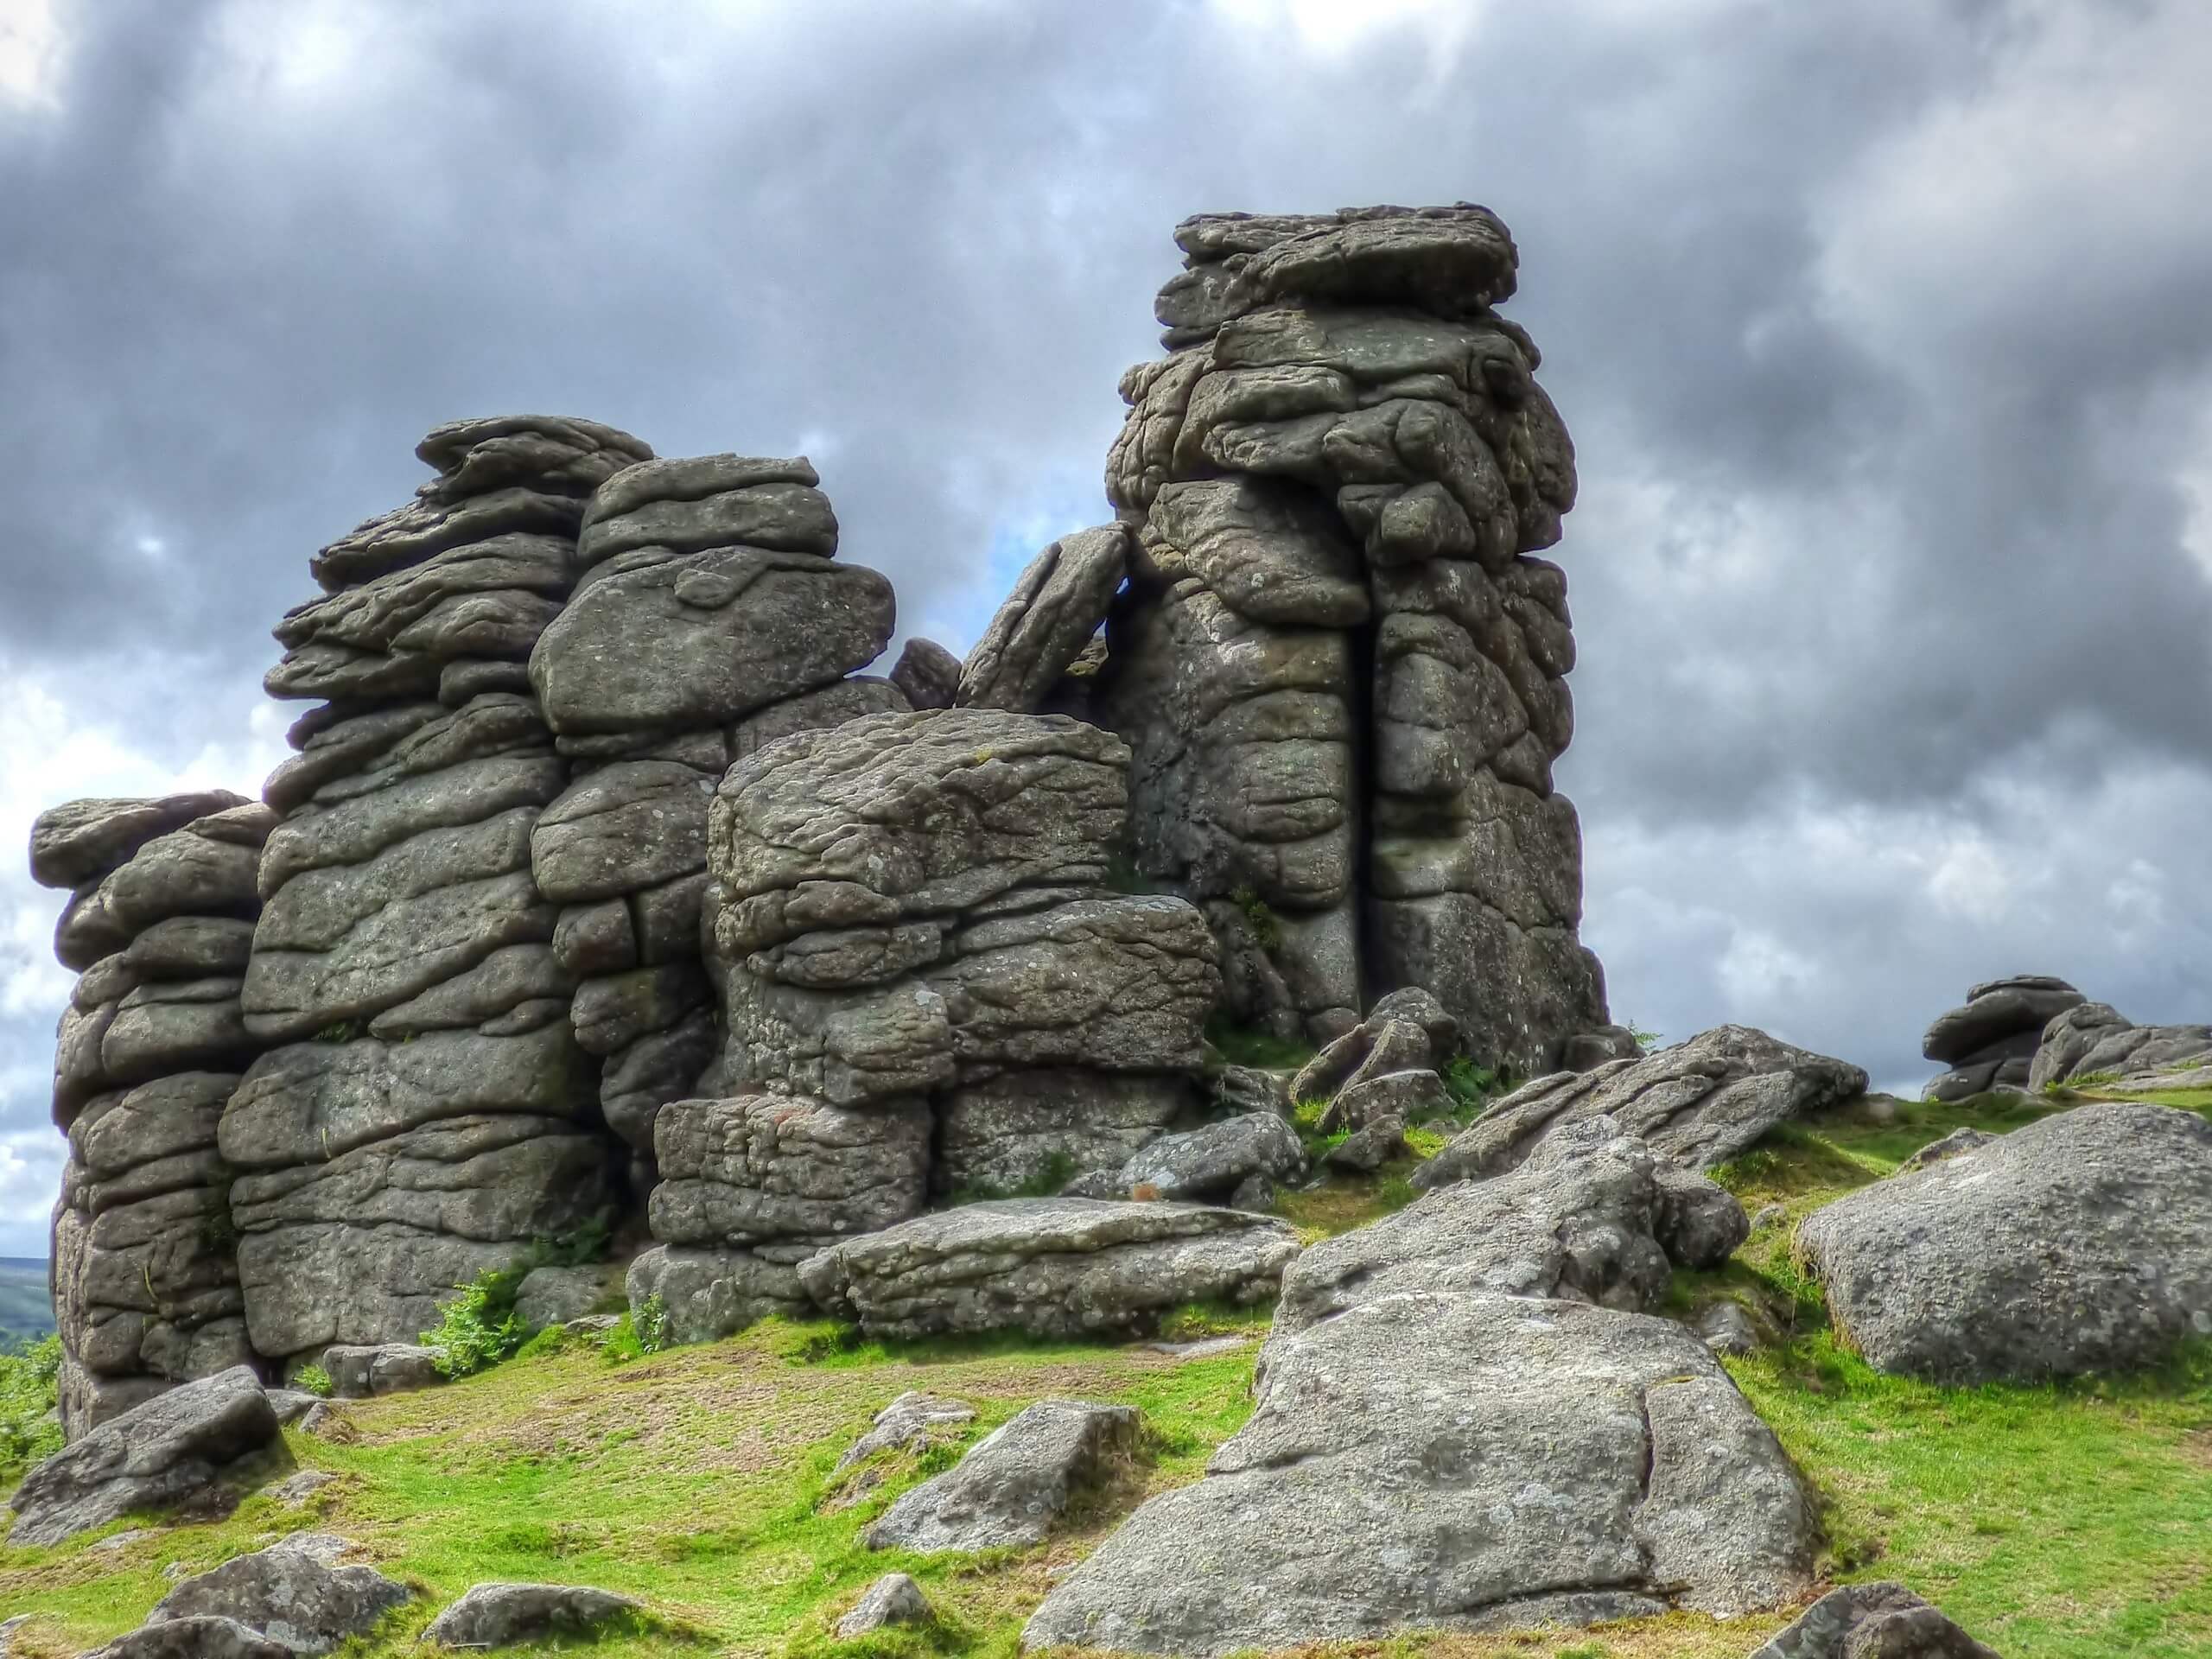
[0,1258,53,1343]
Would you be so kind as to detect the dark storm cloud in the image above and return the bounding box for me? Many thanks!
[3,0,2211,1249]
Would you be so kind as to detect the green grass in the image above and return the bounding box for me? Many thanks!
[7,1091,2211,1658]
[1202,1017,1313,1072]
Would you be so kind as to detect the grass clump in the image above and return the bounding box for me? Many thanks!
[0,1334,61,1487]
[1204,1016,1313,1072]
[292,1362,334,1398]
[1226,885,1281,950]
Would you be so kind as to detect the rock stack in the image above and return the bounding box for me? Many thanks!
[227,416,648,1367]
[525,454,904,1188]
[1921,975,2084,1099]
[1066,205,1604,1071]
[626,708,1221,1339]
[31,792,274,1432]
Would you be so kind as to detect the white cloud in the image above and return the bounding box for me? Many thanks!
[0,0,64,109]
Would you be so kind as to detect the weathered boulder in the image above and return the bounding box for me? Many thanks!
[1094,206,1606,1066]
[957,526,1129,713]
[836,1573,934,1637]
[32,792,250,893]
[146,1533,411,1654]
[798,1199,1300,1339]
[87,1619,292,1659]
[423,1583,643,1649]
[889,638,962,710]
[863,1399,1140,1553]
[513,1265,609,1329]
[2031,1001,2212,1092]
[1923,976,2082,1098]
[1111,1112,1306,1200]
[1416,1025,1866,1188]
[836,1392,976,1471]
[1021,1291,1815,1654]
[1321,1113,1408,1172]
[1751,1581,2003,1659]
[625,1243,810,1344]
[319,1343,442,1398]
[1895,1126,1998,1174]
[6,1367,282,1548]
[934,1071,1191,1198]
[1796,1103,2212,1382]
[1278,1119,1739,1334]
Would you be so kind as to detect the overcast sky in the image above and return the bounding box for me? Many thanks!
[3,0,2209,1256]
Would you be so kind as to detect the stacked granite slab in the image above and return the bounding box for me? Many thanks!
[627,708,1221,1338]
[31,791,274,1433]
[229,416,646,1367]
[526,455,903,1187]
[1079,205,1601,1070]
[1922,976,2084,1099]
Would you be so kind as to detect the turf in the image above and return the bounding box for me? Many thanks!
[3,1090,2209,1658]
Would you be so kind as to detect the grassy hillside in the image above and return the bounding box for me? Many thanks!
[1,1092,2207,1659]
[0,1258,54,1344]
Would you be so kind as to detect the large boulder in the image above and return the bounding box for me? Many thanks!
[145,1533,411,1653]
[1109,1111,1306,1201]
[863,1399,1140,1553]
[1416,1025,1866,1188]
[1022,1291,1815,1654]
[1796,1103,2212,1382]
[1922,976,2083,1099]
[1278,1118,1743,1334]
[6,1367,282,1548]
[798,1198,1300,1339]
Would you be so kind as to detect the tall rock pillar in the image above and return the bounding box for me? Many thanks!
[1097,206,1607,1072]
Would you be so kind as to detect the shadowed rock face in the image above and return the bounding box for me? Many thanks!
[31,794,272,1435]
[235,417,645,1360]
[1921,975,2083,1099]
[1074,206,1604,1069]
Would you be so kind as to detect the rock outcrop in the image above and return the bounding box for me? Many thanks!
[1751,1582,2003,1659]
[1088,206,1607,1071]
[798,1198,1300,1339]
[2031,1001,2212,1092]
[144,1534,411,1654]
[1288,985,1459,1133]
[422,1583,644,1649]
[1022,1291,1815,1654]
[31,792,273,1433]
[527,454,903,1189]
[1414,1025,1866,1189]
[232,417,646,1363]
[862,1398,1140,1553]
[1922,976,2083,1099]
[1796,1103,2212,1382]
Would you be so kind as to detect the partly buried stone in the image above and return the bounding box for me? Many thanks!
[863,1399,1141,1553]
[837,1392,976,1471]
[7,1366,282,1548]
[1796,1103,2212,1382]
[1750,1581,2003,1659]
[1111,1112,1306,1201]
[1417,1025,1866,1188]
[836,1573,934,1637]
[626,1243,810,1344]
[86,1619,291,1659]
[146,1533,411,1654]
[1277,1119,1741,1336]
[956,524,1129,713]
[423,1583,644,1649]
[798,1199,1300,1339]
[319,1343,442,1398]
[2031,1001,2212,1091]
[1021,1291,1815,1655]
[1322,1113,1407,1172]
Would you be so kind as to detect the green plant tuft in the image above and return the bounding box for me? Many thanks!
[310,1020,361,1044]
[0,1333,63,1485]
[1227,884,1281,950]
[292,1361,334,1398]
[421,1268,530,1379]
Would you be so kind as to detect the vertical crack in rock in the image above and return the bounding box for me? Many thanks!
[1093,205,1608,1068]
[229,416,652,1365]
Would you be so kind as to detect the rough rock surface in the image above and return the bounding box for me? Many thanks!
[1416,1025,1866,1188]
[1750,1581,2003,1659]
[2031,1001,2212,1092]
[1290,990,1459,1135]
[1923,976,2083,1099]
[863,1399,1140,1553]
[1109,1112,1306,1201]
[423,1583,643,1649]
[957,525,1130,713]
[31,794,275,1434]
[146,1533,411,1654]
[6,1366,282,1548]
[1092,206,1606,1067]
[237,419,655,1359]
[87,1619,292,1659]
[836,1573,933,1637]
[1022,1290,1815,1655]
[320,1343,442,1398]
[1278,1119,1742,1333]
[1796,1103,2212,1382]
[836,1391,976,1471]
[624,1243,811,1345]
[799,1198,1300,1338]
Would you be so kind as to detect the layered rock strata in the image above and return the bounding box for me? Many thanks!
[1922,975,2083,1100]
[232,416,648,1363]
[628,708,1224,1332]
[527,454,902,1188]
[1081,205,1605,1070]
[32,793,274,1433]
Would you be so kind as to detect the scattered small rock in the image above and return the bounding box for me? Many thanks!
[1322,1113,1407,1172]
[1751,1203,1789,1233]
[423,1583,644,1649]
[1694,1301,1763,1357]
[863,1399,1141,1554]
[267,1469,338,1505]
[92,1529,156,1552]
[1211,1065,1289,1118]
[836,1573,933,1638]
[1748,1580,2002,1658]
[837,1392,976,1472]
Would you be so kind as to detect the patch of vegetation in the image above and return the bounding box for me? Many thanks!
[310,1020,362,1044]
[1203,1016,1314,1071]
[419,1268,530,1380]
[1625,1019,1664,1052]
[292,1362,334,1399]
[1226,885,1281,951]
[945,1152,1077,1206]
[0,1334,62,1488]
[1441,1054,1502,1117]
